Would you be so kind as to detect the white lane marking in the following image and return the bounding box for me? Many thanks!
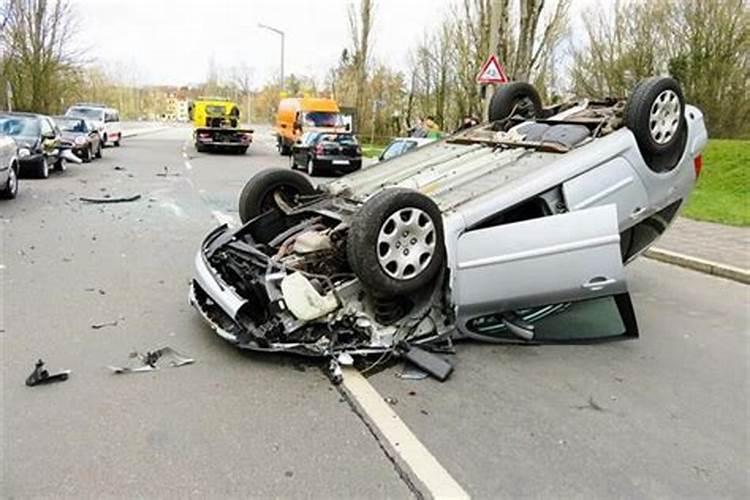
[211,210,237,227]
[184,159,193,170]
[342,368,470,500]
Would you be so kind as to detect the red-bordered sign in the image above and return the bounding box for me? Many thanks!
[476,55,508,84]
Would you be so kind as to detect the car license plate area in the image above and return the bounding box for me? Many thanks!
[333,160,349,166]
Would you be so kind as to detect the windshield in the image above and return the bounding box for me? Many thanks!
[303,111,341,128]
[0,116,40,137]
[55,117,86,132]
[67,107,104,120]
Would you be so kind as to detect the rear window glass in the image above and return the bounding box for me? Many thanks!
[304,112,341,128]
[317,134,357,144]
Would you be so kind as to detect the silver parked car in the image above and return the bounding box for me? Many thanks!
[0,133,20,199]
[190,77,708,380]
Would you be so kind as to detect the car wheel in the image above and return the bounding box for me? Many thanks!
[625,77,687,173]
[36,158,49,179]
[488,82,543,125]
[238,168,317,224]
[102,134,108,146]
[95,142,103,158]
[347,188,445,295]
[114,138,121,147]
[54,157,66,172]
[83,146,92,163]
[306,158,316,177]
[0,163,18,199]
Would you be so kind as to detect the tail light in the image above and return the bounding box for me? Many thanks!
[693,154,703,179]
[315,144,325,155]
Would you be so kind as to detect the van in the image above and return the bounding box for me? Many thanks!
[275,97,346,156]
[65,104,122,147]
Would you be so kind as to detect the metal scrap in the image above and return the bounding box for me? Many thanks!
[26,359,71,387]
[91,319,118,329]
[80,194,141,204]
[108,346,194,374]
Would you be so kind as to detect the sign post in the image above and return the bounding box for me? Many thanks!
[477,55,508,120]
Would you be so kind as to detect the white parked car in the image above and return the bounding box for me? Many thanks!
[65,104,122,147]
[0,133,20,199]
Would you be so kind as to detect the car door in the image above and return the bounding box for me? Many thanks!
[455,204,637,343]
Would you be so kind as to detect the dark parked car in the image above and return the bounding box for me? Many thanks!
[54,116,103,162]
[0,112,64,178]
[290,131,362,176]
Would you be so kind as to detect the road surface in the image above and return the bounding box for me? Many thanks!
[2,126,747,498]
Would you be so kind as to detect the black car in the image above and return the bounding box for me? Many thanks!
[291,132,362,176]
[0,112,63,179]
[54,116,102,162]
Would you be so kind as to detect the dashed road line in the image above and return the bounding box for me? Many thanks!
[342,368,470,500]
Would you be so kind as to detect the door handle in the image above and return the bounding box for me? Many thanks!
[629,206,646,220]
[581,277,617,291]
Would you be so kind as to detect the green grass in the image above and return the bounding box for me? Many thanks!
[682,139,750,226]
[361,143,387,159]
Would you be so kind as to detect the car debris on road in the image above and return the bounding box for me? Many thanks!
[25,359,71,387]
[107,346,194,374]
[80,194,141,204]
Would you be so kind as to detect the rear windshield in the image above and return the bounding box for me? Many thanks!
[67,107,104,120]
[55,117,86,132]
[205,105,227,115]
[0,116,39,137]
[304,111,341,128]
[317,133,357,144]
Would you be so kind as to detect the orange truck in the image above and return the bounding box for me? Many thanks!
[275,97,348,155]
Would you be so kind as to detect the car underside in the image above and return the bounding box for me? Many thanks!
[190,77,708,381]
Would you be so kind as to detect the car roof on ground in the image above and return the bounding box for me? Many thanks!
[390,137,436,146]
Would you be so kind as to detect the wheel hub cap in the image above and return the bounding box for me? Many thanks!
[649,90,681,145]
[377,208,436,280]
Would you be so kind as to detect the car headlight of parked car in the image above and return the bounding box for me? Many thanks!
[74,136,87,145]
[18,147,30,158]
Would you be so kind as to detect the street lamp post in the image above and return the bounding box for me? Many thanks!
[258,23,285,91]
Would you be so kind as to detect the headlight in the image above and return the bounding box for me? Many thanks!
[18,148,30,158]
[74,136,87,145]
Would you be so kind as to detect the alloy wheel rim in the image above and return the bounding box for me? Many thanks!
[8,167,17,193]
[649,90,681,145]
[376,207,436,280]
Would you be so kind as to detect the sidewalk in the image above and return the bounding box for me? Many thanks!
[647,217,749,283]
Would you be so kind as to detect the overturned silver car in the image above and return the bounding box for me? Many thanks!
[190,77,708,380]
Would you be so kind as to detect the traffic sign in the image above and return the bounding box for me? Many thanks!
[476,55,508,85]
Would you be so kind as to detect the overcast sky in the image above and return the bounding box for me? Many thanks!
[70,0,604,88]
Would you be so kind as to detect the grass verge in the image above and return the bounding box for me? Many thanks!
[682,139,749,226]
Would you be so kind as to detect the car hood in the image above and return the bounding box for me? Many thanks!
[60,131,85,141]
[11,136,37,150]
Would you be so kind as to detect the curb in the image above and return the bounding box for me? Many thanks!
[645,247,749,285]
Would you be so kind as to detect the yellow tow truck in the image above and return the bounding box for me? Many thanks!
[189,97,253,154]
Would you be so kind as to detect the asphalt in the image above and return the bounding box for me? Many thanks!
[1,125,748,499]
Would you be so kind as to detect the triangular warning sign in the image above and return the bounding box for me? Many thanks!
[476,55,508,84]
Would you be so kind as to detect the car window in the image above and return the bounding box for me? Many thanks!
[302,132,320,146]
[303,111,340,128]
[67,107,105,121]
[402,140,419,153]
[381,140,405,161]
[0,116,40,137]
[39,118,53,136]
[55,117,85,132]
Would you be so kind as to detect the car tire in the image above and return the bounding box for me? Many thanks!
[488,82,543,124]
[34,158,49,179]
[114,138,121,147]
[0,163,19,199]
[83,146,92,163]
[102,134,108,146]
[625,77,687,173]
[280,143,292,156]
[95,142,103,159]
[54,157,66,172]
[347,188,445,295]
[306,158,316,177]
[238,168,317,224]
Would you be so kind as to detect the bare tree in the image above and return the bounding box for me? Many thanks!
[348,0,375,130]
[1,0,82,113]
[230,64,255,123]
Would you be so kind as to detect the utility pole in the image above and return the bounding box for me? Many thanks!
[258,24,285,92]
[6,81,13,112]
[484,0,502,121]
